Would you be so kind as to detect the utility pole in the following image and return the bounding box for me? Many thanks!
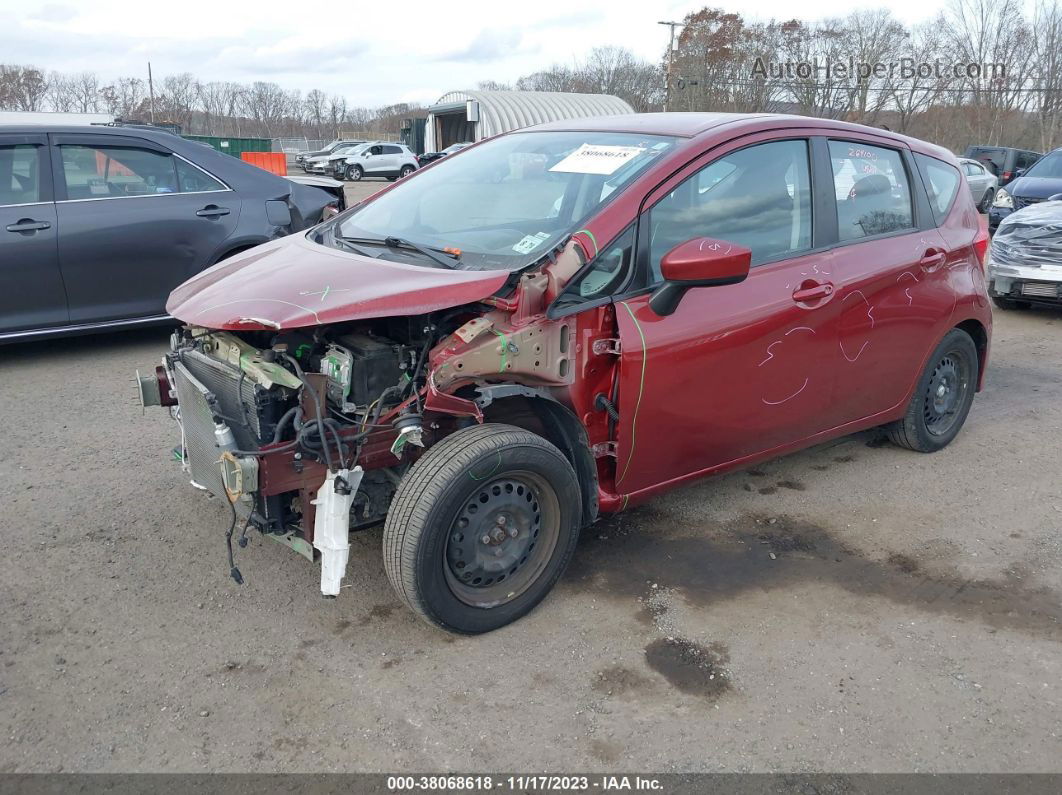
[147,62,156,124]
[658,20,683,112]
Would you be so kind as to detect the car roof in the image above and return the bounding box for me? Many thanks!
[525,112,956,161]
[0,124,181,139]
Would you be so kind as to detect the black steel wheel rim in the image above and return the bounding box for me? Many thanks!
[443,471,561,608]
[923,349,970,436]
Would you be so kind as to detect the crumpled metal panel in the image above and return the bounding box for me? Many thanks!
[990,201,1062,269]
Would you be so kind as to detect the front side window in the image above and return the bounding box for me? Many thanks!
[830,141,913,240]
[0,144,41,206]
[61,144,177,199]
[647,138,812,279]
[328,130,679,271]
[916,154,961,225]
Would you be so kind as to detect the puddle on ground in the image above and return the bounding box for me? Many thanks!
[643,638,731,699]
[568,509,1062,640]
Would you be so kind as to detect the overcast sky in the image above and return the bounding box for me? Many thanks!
[4,0,947,108]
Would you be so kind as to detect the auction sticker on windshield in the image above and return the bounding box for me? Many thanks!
[550,144,646,175]
[512,231,551,254]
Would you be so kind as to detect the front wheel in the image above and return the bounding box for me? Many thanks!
[383,424,581,634]
[884,328,979,452]
[979,189,994,213]
[346,164,363,181]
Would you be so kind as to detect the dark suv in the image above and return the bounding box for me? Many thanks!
[1,125,343,342]
[964,146,1041,187]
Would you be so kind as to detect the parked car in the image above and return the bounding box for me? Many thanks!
[958,157,998,212]
[417,142,472,167]
[304,142,365,174]
[989,147,1062,231]
[0,124,343,342]
[139,113,991,634]
[338,142,418,181]
[324,142,373,178]
[988,198,1062,309]
[295,139,364,170]
[963,145,1041,186]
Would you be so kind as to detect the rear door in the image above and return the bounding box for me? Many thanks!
[0,133,66,334]
[824,139,956,426]
[371,145,400,176]
[52,133,240,323]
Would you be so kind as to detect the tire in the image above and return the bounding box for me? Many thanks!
[383,423,581,634]
[399,165,415,178]
[979,190,994,213]
[346,164,363,181]
[992,296,1031,310]
[884,328,979,453]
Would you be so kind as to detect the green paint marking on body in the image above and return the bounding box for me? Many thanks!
[617,301,647,487]
[574,229,599,257]
[490,329,509,372]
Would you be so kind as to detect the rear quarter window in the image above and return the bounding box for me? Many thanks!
[915,154,962,225]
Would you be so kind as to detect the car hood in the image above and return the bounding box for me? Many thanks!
[166,233,511,330]
[1010,176,1062,199]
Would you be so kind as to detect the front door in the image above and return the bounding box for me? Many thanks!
[52,134,240,324]
[612,138,841,495]
[0,134,66,334]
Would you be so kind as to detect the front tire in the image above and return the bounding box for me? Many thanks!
[979,189,994,213]
[885,328,979,452]
[346,164,363,181]
[383,424,581,634]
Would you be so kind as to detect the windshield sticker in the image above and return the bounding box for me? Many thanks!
[512,231,551,254]
[549,144,646,175]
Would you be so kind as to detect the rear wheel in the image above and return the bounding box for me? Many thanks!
[885,328,979,452]
[346,164,363,181]
[979,189,994,213]
[399,164,415,178]
[383,424,581,634]
[992,296,1031,310]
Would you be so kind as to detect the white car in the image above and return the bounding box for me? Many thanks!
[339,143,419,181]
[304,143,364,175]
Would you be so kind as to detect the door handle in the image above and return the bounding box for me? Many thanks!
[6,219,51,233]
[792,282,834,303]
[196,206,230,218]
[919,249,947,270]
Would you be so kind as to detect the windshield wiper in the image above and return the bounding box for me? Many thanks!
[336,235,460,270]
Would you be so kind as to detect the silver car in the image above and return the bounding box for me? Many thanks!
[959,157,999,212]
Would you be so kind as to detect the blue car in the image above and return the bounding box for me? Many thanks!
[989,147,1062,231]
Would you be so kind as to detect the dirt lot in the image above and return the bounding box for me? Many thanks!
[1,227,1061,772]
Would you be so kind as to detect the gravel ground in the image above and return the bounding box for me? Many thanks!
[1,238,1060,772]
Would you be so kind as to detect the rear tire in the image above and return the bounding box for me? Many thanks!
[346,164,363,181]
[399,165,415,178]
[884,328,978,453]
[383,424,581,634]
[992,296,1031,310]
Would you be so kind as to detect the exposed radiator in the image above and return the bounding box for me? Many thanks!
[172,361,227,498]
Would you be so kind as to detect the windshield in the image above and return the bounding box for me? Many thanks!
[1026,151,1062,179]
[327,130,679,271]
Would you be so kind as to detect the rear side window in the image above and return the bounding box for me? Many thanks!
[0,144,40,206]
[60,144,177,199]
[829,141,913,241]
[175,158,226,193]
[383,145,402,155]
[915,154,962,225]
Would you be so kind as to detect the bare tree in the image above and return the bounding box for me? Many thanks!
[0,65,49,111]
[101,77,146,120]
[1032,0,1062,150]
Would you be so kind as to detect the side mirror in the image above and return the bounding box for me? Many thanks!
[649,237,751,317]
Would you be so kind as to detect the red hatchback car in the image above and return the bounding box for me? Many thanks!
[140,113,992,634]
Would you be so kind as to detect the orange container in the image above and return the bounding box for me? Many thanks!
[240,151,287,177]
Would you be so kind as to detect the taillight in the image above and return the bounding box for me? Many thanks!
[973,215,990,269]
[1002,170,1012,181]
